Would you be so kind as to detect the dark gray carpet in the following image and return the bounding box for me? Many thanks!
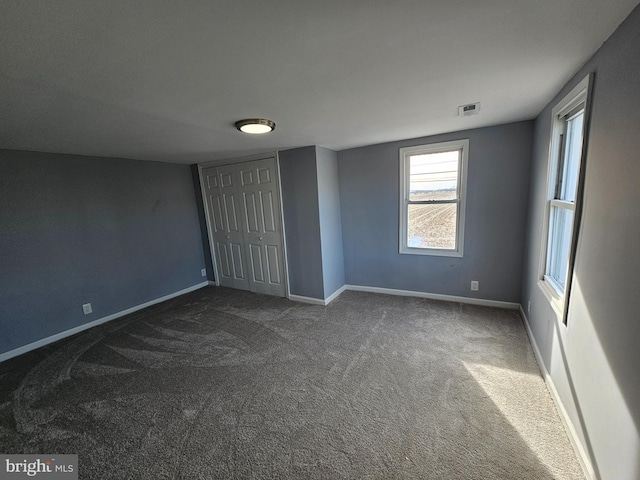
[0,287,584,479]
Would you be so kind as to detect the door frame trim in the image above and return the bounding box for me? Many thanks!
[197,152,290,298]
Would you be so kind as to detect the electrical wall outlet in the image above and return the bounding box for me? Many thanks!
[201,268,207,277]
[82,303,93,315]
[470,280,479,291]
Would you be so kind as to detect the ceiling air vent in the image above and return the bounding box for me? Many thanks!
[458,102,481,117]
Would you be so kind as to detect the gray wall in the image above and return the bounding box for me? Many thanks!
[521,5,640,479]
[316,147,346,298]
[338,121,532,303]
[279,147,325,299]
[0,150,207,355]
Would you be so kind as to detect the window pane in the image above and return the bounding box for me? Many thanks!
[407,203,457,249]
[409,150,459,201]
[547,206,574,290]
[560,111,584,202]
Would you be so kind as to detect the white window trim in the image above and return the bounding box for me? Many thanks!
[537,75,591,318]
[399,139,469,257]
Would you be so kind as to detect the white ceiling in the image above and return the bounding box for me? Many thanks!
[1,1,638,165]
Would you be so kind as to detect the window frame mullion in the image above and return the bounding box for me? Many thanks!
[407,199,460,206]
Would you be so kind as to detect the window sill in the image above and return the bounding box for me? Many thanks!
[537,278,565,321]
[399,247,463,258]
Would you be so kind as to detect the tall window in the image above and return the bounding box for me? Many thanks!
[399,139,468,257]
[539,75,590,316]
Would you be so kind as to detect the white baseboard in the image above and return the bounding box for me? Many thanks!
[289,284,520,309]
[0,282,209,364]
[518,306,596,480]
[344,284,520,309]
[288,285,348,306]
[324,284,347,305]
[288,294,326,306]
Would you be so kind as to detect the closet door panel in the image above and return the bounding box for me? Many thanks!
[202,157,286,297]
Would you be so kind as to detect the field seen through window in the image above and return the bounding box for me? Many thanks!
[408,150,459,250]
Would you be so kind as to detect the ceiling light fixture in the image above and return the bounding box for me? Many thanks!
[235,118,276,134]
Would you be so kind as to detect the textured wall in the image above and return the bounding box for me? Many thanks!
[0,150,207,354]
[316,147,346,299]
[337,121,532,303]
[521,4,640,479]
[279,147,324,299]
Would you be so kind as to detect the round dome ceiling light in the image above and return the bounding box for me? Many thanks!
[235,118,276,134]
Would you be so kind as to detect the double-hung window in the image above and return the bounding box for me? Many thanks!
[539,75,591,317]
[399,139,468,257]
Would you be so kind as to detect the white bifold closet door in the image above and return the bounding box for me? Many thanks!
[202,157,286,297]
